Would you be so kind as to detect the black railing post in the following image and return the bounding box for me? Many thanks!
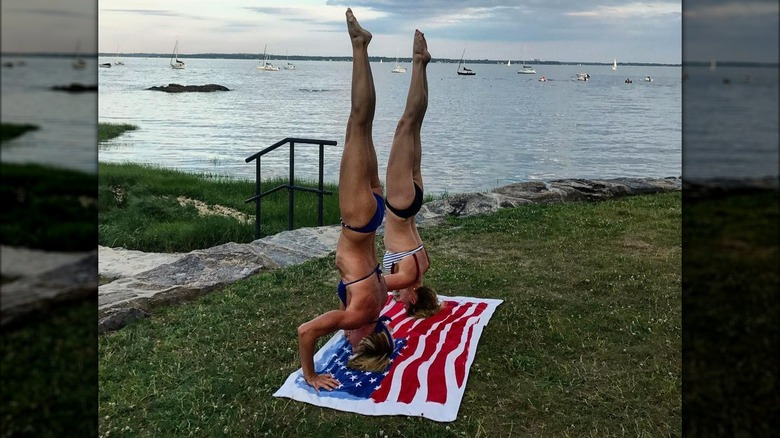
[245,137,337,240]
[288,140,295,230]
[318,142,325,226]
[255,157,262,239]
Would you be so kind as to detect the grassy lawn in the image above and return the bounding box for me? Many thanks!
[99,162,342,251]
[682,190,779,437]
[0,163,97,251]
[1,299,99,438]
[99,192,683,437]
[0,122,102,436]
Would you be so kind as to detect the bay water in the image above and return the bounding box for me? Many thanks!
[1,56,97,174]
[97,57,683,195]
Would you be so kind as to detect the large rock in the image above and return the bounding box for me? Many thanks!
[98,242,275,332]
[417,177,682,226]
[148,83,230,93]
[1,250,97,327]
[51,83,98,92]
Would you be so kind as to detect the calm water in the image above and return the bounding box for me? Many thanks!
[97,57,683,195]
[1,56,97,174]
[98,58,682,193]
[682,65,779,180]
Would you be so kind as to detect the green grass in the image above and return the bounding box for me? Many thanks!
[99,162,343,252]
[0,123,39,143]
[98,123,137,143]
[0,163,97,251]
[99,192,682,437]
[682,190,779,437]
[1,299,98,437]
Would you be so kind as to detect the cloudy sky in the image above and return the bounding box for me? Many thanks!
[1,0,777,64]
[97,0,683,63]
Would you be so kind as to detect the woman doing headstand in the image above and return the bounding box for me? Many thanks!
[296,8,394,392]
[383,29,442,319]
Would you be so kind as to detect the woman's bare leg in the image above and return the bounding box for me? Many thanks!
[386,30,431,209]
[340,8,379,226]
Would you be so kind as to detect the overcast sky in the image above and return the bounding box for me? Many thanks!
[1,0,777,64]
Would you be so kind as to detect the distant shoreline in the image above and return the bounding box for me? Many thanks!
[4,52,779,68]
[0,52,693,67]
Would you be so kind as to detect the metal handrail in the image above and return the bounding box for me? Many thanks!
[245,137,337,239]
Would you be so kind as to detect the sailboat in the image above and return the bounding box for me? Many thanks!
[284,50,295,70]
[457,48,475,76]
[391,49,406,73]
[170,40,186,69]
[709,58,717,71]
[507,59,512,66]
[72,40,86,70]
[612,59,617,70]
[257,44,280,71]
[517,65,536,74]
[114,45,125,66]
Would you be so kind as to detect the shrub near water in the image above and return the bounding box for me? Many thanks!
[0,163,96,251]
[0,123,39,143]
[98,163,341,252]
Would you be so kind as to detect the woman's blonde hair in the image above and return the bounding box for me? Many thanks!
[407,285,442,318]
[346,330,394,372]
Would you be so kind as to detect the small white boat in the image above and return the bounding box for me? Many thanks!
[456,48,475,76]
[72,40,86,70]
[257,44,280,71]
[612,59,617,71]
[284,51,295,70]
[644,76,653,82]
[576,72,590,81]
[538,76,548,82]
[517,65,536,74]
[391,49,406,73]
[114,45,125,65]
[170,40,186,69]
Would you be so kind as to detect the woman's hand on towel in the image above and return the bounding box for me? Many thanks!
[305,373,340,392]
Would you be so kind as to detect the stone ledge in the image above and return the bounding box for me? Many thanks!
[0,178,683,331]
[1,251,97,327]
[92,177,682,333]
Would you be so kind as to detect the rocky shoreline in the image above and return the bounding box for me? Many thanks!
[0,176,697,331]
[95,177,685,333]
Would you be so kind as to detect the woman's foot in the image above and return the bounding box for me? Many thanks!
[413,29,431,64]
[346,8,372,47]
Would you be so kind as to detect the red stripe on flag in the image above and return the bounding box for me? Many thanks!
[372,300,488,404]
[425,302,487,403]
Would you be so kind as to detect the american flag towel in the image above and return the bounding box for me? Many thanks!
[273,295,503,422]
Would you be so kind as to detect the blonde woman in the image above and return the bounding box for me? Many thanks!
[296,8,394,392]
[382,29,441,319]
